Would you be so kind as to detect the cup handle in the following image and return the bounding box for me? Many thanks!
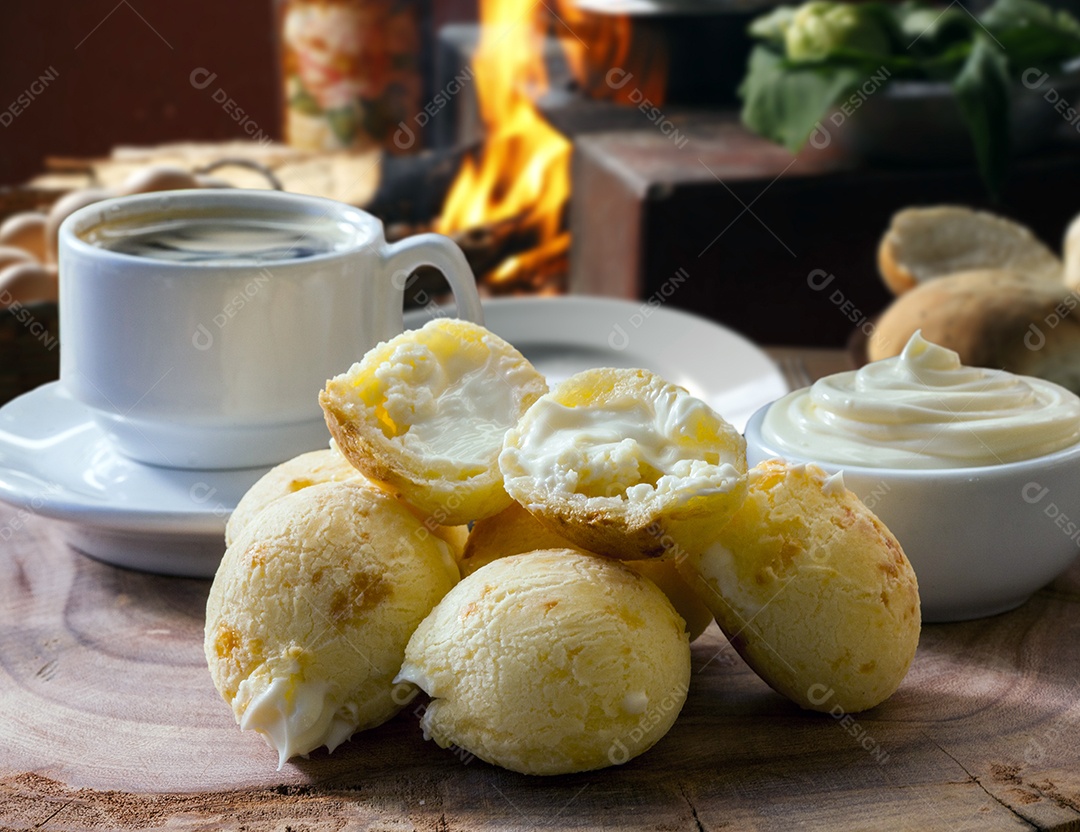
[381,233,484,332]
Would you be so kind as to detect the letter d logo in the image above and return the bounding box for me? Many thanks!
[608,324,630,351]
[808,122,831,149]
[1024,324,1046,351]
[608,738,631,765]
[189,67,217,90]
[806,683,834,706]
[394,121,416,150]
[192,324,213,351]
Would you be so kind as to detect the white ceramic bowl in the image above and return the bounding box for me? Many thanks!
[744,403,1080,623]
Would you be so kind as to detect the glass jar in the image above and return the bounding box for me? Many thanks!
[277,0,424,153]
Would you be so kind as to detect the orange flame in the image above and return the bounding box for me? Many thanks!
[435,0,571,285]
[555,5,667,106]
[435,0,663,287]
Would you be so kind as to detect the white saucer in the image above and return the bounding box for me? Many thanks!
[0,382,273,577]
[0,296,785,579]
[408,296,788,432]
[570,0,778,16]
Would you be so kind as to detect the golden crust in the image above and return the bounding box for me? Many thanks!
[678,460,920,714]
[320,318,548,526]
[396,549,691,775]
[225,448,369,546]
[867,270,1080,394]
[878,206,1061,296]
[626,557,714,644]
[869,269,1050,363]
[225,447,469,560]
[877,232,918,296]
[460,501,591,575]
[462,502,714,641]
[205,481,460,759]
[500,368,747,560]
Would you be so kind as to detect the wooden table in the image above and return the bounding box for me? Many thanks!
[3,350,1080,830]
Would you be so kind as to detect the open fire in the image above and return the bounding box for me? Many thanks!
[435,0,664,292]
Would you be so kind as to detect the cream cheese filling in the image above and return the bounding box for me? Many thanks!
[504,383,742,504]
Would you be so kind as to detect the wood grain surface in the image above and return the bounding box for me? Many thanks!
[3,512,1080,831]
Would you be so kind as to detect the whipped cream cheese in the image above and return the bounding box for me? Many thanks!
[502,385,742,503]
[763,332,1080,468]
[236,665,358,770]
[376,340,530,467]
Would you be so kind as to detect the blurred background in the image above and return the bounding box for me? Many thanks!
[0,0,480,184]
[1,0,1079,404]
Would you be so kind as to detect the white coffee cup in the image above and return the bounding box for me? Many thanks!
[58,189,484,470]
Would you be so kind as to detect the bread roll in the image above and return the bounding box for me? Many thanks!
[396,549,691,775]
[0,262,57,306]
[44,188,114,263]
[226,446,469,561]
[205,481,459,768]
[225,447,368,546]
[1064,210,1080,288]
[500,368,747,560]
[868,270,1080,394]
[0,245,35,272]
[0,212,47,262]
[677,460,920,714]
[320,318,547,527]
[459,501,590,575]
[118,164,199,195]
[462,501,715,641]
[878,206,1061,295]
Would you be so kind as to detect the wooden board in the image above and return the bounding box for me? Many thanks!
[3,512,1080,831]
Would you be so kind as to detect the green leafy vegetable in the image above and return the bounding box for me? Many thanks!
[982,0,1080,68]
[748,6,797,46]
[953,35,1012,196]
[785,1,892,61]
[739,0,1080,195]
[740,46,866,151]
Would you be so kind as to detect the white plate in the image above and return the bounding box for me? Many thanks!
[0,296,785,578]
[570,0,778,17]
[0,382,273,577]
[408,296,787,432]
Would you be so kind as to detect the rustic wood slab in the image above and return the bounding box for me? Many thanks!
[3,511,1080,831]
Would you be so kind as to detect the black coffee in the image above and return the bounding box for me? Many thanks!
[81,214,357,265]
